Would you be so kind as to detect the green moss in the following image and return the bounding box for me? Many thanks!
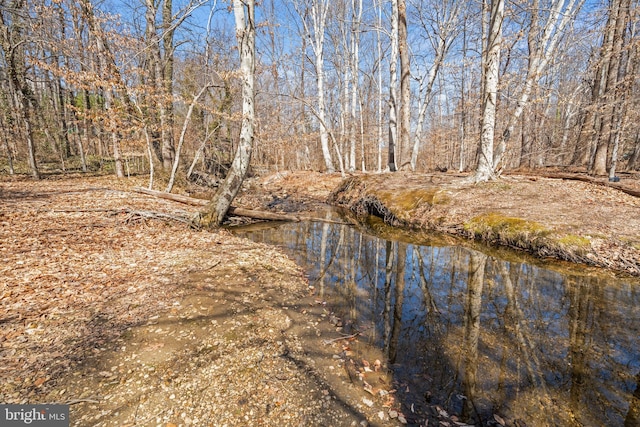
[377,188,448,214]
[556,234,591,249]
[464,212,551,248]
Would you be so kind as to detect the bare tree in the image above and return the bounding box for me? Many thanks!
[0,0,39,178]
[349,0,363,172]
[202,0,255,227]
[588,0,632,176]
[78,0,131,178]
[410,0,462,171]
[397,0,411,169]
[472,0,504,182]
[492,0,584,171]
[294,0,335,172]
[388,0,399,171]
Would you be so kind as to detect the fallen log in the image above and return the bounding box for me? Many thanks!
[132,187,348,225]
[133,186,208,206]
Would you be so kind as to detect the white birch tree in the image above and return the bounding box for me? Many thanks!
[492,0,585,170]
[388,0,399,171]
[349,0,363,172]
[376,0,384,172]
[398,0,411,169]
[473,0,504,182]
[294,0,335,172]
[203,0,255,226]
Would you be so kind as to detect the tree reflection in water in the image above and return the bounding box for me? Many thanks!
[235,217,640,426]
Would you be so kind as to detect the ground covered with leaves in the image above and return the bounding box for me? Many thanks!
[0,175,404,427]
[1,170,639,427]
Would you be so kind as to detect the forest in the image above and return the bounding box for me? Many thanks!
[0,0,638,184]
[2,2,640,425]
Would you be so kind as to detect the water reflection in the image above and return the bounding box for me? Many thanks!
[234,217,640,426]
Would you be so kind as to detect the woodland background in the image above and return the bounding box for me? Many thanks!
[0,0,638,183]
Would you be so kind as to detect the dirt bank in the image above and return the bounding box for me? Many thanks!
[326,172,640,276]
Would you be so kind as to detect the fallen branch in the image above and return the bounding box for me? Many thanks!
[322,332,360,345]
[50,207,197,227]
[66,398,101,406]
[115,209,199,228]
[132,187,349,225]
[133,187,208,206]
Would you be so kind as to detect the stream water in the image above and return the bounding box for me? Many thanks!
[234,213,640,426]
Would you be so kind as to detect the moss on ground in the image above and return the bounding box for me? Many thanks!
[464,212,551,248]
[376,188,449,216]
[555,234,592,250]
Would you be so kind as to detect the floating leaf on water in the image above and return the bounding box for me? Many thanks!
[437,407,449,418]
[363,381,374,395]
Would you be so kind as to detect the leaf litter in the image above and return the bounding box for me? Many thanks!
[0,174,416,426]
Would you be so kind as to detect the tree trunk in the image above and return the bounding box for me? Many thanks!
[411,35,448,171]
[590,0,629,175]
[388,0,399,171]
[349,0,362,173]
[202,0,255,227]
[1,0,39,179]
[376,0,383,172]
[162,0,176,170]
[493,0,585,170]
[398,0,410,169]
[473,0,504,182]
[166,85,209,193]
[295,0,334,173]
[79,0,129,178]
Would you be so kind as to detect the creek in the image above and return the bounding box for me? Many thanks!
[234,211,640,426]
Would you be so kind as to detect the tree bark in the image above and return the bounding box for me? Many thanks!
[397,0,410,169]
[388,0,399,171]
[162,0,176,169]
[202,0,255,227]
[79,0,128,177]
[473,0,504,182]
[493,0,585,171]
[295,0,334,173]
[0,0,39,179]
[591,0,630,175]
[411,0,461,171]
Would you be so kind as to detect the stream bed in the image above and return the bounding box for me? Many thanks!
[234,213,640,426]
